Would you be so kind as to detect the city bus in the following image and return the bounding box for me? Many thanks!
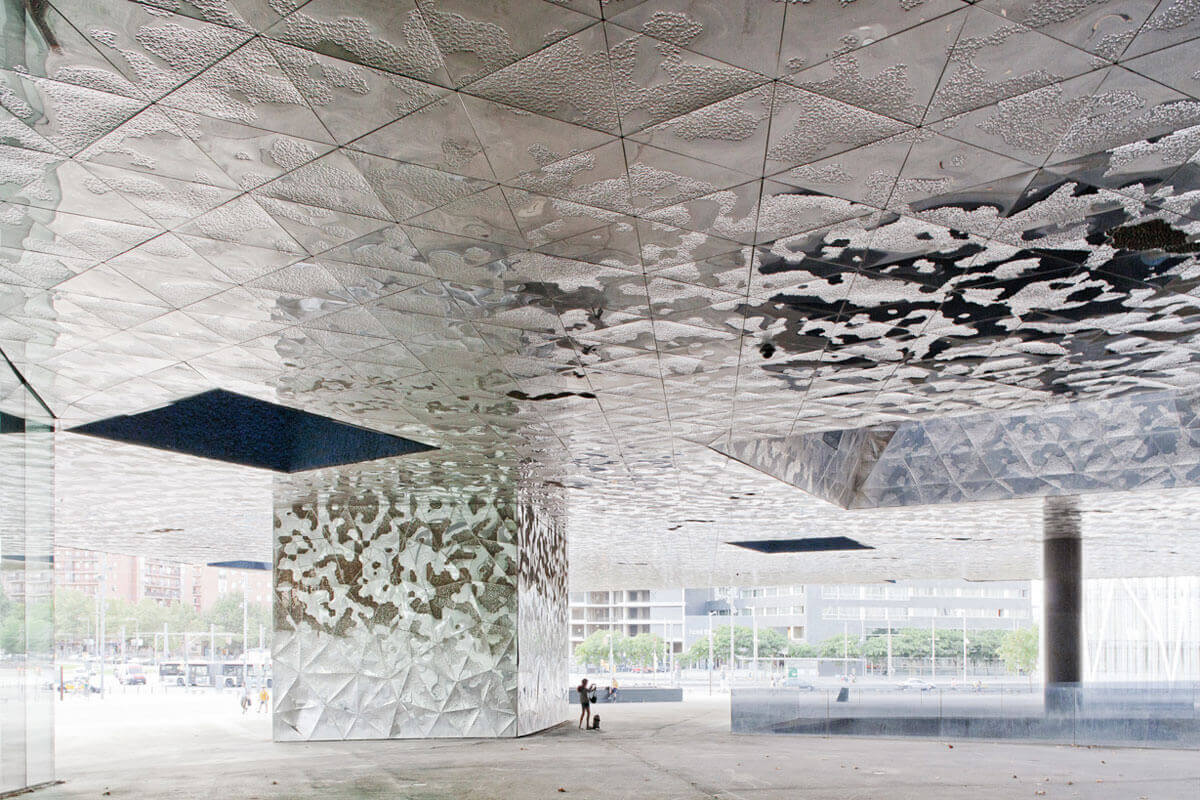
[158,661,185,686]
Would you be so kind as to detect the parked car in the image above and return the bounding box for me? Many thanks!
[782,678,815,691]
[63,671,100,694]
[897,677,936,691]
[117,663,146,685]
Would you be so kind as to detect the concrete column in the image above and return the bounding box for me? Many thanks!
[1043,495,1082,713]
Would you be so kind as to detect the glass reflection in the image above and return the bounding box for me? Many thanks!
[0,350,54,793]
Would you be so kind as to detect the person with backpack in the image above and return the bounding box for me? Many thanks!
[577,678,595,729]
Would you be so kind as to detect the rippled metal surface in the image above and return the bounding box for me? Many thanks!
[273,473,566,740]
[6,0,1200,587]
[717,389,1200,508]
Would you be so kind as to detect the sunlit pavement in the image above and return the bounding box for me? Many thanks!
[37,688,1200,799]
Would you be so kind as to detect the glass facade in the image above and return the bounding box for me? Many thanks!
[731,684,1200,748]
[0,355,54,793]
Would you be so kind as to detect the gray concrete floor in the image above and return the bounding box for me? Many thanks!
[38,691,1200,799]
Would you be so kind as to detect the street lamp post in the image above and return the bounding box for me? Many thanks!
[242,575,249,689]
[98,552,107,697]
[962,613,968,683]
[931,616,937,681]
[707,610,714,696]
[728,585,736,692]
[885,608,893,677]
[752,607,758,682]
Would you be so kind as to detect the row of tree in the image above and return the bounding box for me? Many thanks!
[572,625,1040,675]
[0,589,275,656]
[777,627,1039,673]
[573,630,668,668]
[52,589,273,646]
[0,592,51,655]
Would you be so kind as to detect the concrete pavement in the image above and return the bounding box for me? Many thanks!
[37,690,1200,799]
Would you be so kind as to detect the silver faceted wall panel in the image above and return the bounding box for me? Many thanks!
[273,477,566,741]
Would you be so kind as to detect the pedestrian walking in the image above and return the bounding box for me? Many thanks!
[240,693,251,714]
[258,687,269,713]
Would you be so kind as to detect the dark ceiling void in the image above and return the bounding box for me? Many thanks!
[69,389,436,473]
[1108,219,1200,253]
[728,537,874,554]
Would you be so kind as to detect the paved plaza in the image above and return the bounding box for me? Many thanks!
[38,692,1200,800]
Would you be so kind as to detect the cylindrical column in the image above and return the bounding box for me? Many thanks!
[1043,495,1082,713]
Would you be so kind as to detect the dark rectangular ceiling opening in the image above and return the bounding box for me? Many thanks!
[207,560,271,570]
[727,536,874,554]
[69,389,436,473]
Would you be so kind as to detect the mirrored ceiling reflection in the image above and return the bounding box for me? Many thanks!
[7,1,1200,587]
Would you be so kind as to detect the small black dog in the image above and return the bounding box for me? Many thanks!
[590,714,601,730]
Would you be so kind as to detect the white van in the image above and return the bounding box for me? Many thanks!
[116,663,146,685]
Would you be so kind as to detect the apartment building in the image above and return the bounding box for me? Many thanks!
[2,548,271,612]
[568,588,694,654]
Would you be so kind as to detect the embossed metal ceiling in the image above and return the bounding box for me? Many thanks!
[8,0,1200,587]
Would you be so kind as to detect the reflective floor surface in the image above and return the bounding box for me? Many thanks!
[41,691,1200,799]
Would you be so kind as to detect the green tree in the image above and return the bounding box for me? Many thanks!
[752,627,788,659]
[999,627,1038,675]
[53,589,93,641]
[818,633,861,658]
[933,629,964,658]
[682,635,710,667]
[862,633,889,660]
[574,629,625,667]
[26,600,53,654]
[104,596,137,638]
[0,613,22,655]
[891,627,938,658]
[786,642,818,658]
[966,629,1006,662]
[681,625,766,666]
[624,633,664,667]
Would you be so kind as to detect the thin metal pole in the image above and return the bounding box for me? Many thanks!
[752,607,758,681]
[708,611,713,696]
[609,592,615,680]
[931,616,936,681]
[886,608,892,677]
[729,586,736,690]
[962,613,968,682]
[242,575,249,687]
[98,553,107,696]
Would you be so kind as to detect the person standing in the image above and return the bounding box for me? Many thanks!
[577,678,593,729]
[240,692,251,714]
[258,686,269,713]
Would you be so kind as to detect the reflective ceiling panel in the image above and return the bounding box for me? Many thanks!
[5,0,1200,588]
